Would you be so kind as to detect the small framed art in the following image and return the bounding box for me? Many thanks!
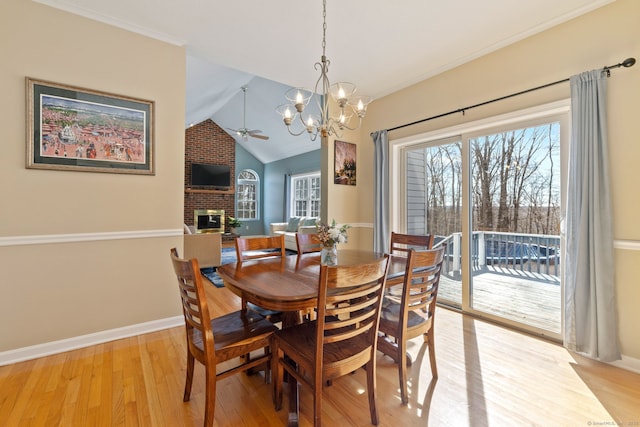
[334,140,356,186]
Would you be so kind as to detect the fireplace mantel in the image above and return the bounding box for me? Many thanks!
[185,188,234,195]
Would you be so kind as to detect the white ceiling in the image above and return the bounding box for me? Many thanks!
[36,0,613,163]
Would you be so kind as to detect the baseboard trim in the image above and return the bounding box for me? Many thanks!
[610,354,640,374]
[0,316,183,366]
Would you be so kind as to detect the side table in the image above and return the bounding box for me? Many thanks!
[221,232,239,248]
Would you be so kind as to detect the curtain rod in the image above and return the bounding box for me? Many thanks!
[387,57,636,133]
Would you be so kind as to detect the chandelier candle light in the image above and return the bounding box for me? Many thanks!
[276,0,372,141]
[317,219,350,265]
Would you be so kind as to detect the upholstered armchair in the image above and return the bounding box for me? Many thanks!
[183,232,222,269]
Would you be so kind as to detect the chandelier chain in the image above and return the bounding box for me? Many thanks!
[322,0,327,57]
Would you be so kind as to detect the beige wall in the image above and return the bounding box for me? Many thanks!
[358,0,640,360]
[0,1,185,351]
[323,128,372,250]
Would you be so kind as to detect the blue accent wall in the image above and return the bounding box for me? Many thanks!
[264,150,321,233]
[235,145,320,235]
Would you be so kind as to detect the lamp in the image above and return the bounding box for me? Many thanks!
[276,0,372,141]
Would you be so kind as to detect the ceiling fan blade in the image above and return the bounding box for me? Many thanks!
[248,130,269,140]
[231,87,268,141]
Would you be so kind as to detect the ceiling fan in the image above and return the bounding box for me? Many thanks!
[227,86,269,141]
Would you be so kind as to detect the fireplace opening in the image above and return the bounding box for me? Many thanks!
[194,209,224,234]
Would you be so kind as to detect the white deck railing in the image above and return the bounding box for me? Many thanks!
[435,231,561,279]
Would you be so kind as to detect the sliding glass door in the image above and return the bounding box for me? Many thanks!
[469,122,562,334]
[398,103,568,337]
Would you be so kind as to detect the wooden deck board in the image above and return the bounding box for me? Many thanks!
[437,266,561,333]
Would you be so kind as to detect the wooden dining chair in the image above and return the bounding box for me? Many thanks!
[235,234,286,261]
[386,232,435,289]
[169,248,278,427]
[272,255,390,426]
[377,247,445,405]
[389,231,434,255]
[235,235,286,322]
[295,232,322,254]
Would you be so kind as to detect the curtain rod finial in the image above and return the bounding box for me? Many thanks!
[622,58,636,68]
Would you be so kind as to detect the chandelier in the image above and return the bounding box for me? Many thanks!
[276,0,371,141]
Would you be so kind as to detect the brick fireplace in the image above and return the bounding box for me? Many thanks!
[184,119,236,233]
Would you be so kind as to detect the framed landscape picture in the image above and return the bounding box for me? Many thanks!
[26,78,154,174]
[334,140,356,186]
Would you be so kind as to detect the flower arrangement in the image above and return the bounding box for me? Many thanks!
[317,219,350,248]
[227,216,242,228]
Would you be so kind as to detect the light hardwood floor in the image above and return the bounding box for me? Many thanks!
[1,283,639,426]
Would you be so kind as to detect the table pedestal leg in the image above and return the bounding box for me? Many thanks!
[377,335,413,366]
[282,311,303,329]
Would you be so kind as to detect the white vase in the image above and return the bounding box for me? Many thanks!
[321,245,338,266]
[230,227,238,234]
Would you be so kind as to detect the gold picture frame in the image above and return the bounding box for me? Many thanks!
[26,78,154,174]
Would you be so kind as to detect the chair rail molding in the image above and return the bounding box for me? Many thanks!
[613,239,640,251]
[0,229,183,247]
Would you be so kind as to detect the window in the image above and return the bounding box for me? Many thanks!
[290,172,320,217]
[236,169,259,220]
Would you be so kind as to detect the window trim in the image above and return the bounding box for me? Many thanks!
[236,169,259,221]
[289,171,321,218]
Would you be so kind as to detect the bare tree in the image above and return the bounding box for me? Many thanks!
[508,127,545,232]
[545,123,559,233]
[472,135,500,230]
[497,131,518,231]
[408,121,560,239]
[443,143,462,235]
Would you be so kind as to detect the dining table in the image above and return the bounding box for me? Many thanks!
[216,249,409,328]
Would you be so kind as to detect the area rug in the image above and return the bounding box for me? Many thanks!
[200,247,296,288]
[200,247,237,288]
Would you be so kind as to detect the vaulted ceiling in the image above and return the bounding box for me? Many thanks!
[37,0,613,163]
